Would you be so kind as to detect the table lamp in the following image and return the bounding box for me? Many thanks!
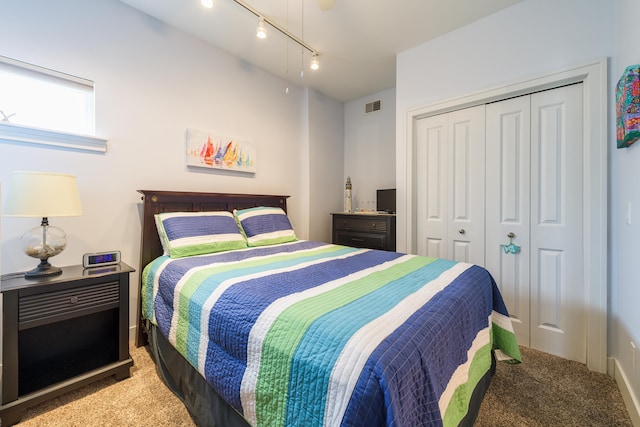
[3,171,83,278]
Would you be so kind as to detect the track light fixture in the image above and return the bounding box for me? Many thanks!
[201,0,214,9]
[256,17,267,39]
[228,0,320,68]
[310,54,319,70]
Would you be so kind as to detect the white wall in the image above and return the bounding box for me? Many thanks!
[614,0,640,418]
[0,0,343,336]
[344,88,396,212]
[308,89,345,241]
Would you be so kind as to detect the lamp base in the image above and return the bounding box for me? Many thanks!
[24,259,62,279]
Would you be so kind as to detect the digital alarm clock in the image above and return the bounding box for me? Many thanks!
[83,250,121,268]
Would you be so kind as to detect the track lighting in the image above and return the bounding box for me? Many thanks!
[256,17,267,39]
[310,54,319,70]
[201,0,214,9]
[231,0,319,65]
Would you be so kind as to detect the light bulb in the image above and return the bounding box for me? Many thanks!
[310,54,319,70]
[256,18,267,39]
[201,0,214,8]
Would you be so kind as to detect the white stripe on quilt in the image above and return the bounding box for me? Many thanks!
[195,246,370,374]
[438,322,490,416]
[240,254,419,426]
[323,262,473,426]
[491,310,515,332]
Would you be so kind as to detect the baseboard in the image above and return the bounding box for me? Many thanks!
[613,357,640,426]
[129,325,137,345]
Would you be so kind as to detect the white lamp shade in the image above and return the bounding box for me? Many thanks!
[3,171,83,218]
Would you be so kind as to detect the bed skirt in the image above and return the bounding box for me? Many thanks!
[148,324,495,427]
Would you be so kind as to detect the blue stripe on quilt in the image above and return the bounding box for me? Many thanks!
[341,265,493,426]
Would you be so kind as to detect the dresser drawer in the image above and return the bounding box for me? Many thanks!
[19,281,120,329]
[334,231,387,250]
[334,216,388,232]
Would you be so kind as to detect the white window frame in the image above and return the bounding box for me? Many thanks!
[0,55,107,152]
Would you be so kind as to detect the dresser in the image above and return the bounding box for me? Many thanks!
[331,213,396,251]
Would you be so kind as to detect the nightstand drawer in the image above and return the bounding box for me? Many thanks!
[19,281,120,329]
[334,216,388,232]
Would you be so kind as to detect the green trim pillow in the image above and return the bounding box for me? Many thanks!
[155,211,247,258]
[233,206,297,247]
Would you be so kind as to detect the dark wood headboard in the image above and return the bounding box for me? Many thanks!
[135,190,289,346]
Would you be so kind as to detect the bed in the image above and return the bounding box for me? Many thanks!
[135,190,520,427]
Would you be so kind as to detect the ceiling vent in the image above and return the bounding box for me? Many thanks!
[365,99,382,114]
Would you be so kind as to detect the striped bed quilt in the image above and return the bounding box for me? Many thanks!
[142,240,520,427]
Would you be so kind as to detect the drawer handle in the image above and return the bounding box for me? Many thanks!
[371,223,376,228]
[351,238,365,242]
[70,296,79,304]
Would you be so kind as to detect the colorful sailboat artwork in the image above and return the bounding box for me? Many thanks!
[186,128,256,173]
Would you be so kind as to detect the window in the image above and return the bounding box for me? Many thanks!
[0,55,106,152]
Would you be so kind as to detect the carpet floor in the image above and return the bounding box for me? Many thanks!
[14,345,633,426]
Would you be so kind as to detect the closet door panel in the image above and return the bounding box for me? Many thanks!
[530,84,585,363]
[485,96,531,345]
[416,114,448,258]
[447,106,485,265]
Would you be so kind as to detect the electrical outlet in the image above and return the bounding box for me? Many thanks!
[632,341,637,372]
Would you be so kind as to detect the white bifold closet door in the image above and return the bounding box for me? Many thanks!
[416,105,486,266]
[485,83,585,363]
[416,83,585,363]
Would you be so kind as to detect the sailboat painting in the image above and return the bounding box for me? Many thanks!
[186,128,257,173]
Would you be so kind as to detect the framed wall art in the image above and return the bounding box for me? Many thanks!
[186,128,256,173]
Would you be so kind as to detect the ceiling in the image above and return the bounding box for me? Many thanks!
[120,0,521,103]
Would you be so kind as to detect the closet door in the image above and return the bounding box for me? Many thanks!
[485,84,585,363]
[416,105,485,265]
[529,84,585,362]
[447,107,486,264]
[416,113,448,258]
[485,96,531,344]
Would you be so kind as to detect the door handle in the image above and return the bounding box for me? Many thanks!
[458,229,465,234]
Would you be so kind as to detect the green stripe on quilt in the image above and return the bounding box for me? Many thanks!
[442,342,492,426]
[492,324,522,362]
[253,255,436,427]
[173,244,355,355]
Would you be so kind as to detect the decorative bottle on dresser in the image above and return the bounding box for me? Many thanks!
[344,177,352,213]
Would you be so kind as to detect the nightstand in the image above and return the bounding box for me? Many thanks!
[331,213,396,251]
[0,263,135,426]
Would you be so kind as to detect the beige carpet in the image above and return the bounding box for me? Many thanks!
[15,345,633,426]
